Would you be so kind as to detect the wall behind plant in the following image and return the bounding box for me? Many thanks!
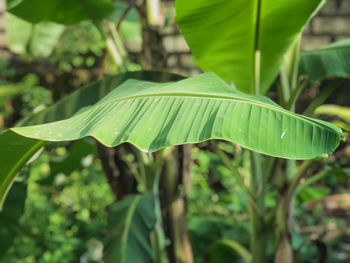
[302,0,350,50]
[1,0,349,73]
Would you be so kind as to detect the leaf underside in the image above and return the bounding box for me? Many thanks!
[12,72,343,160]
[104,194,156,263]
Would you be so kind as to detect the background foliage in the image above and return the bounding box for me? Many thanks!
[1,0,350,263]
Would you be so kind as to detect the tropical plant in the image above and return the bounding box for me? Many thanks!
[1,0,350,263]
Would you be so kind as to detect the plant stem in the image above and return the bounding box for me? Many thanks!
[249,151,267,263]
[93,21,128,72]
[274,35,303,263]
[152,169,168,263]
[249,1,266,259]
[161,146,194,263]
[296,169,328,194]
[274,159,314,263]
[117,1,135,31]
[278,34,302,110]
[285,159,314,206]
[147,150,168,263]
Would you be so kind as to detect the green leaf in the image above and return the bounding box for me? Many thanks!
[6,13,65,57]
[0,130,43,208]
[206,239,252,263]
[104,194,156,263]
[176,0,324,94]
[6,0,115,25]
[300,38,350,82]
[12,72,343,159]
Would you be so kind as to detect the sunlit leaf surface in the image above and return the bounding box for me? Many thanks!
[176,0,324,93]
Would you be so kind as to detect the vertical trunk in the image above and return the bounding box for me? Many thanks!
[274,195,294,263]
[274,170,294,263]
[160,146,194,263]
[95,142,137,200]
[275,233,293,263]
[249,151,268,263]
[274,160,312,263]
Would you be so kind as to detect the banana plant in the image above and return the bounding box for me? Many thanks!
[1,1,348,263]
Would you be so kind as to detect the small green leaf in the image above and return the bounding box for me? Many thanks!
[104,194,156,263]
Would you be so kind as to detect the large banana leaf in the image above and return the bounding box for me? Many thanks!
[104,194,156,263]
[300,38,350,82]
[176,0,324,94]
[12,72,343,159]
[6,0,114,25]
[0,130,44,209]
